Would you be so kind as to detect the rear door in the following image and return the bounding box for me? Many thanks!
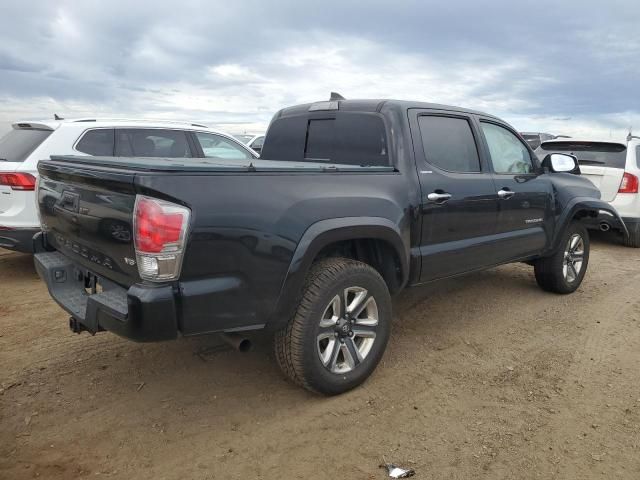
[409,110,499,282]
[477,119,552,260]
[536,141,626,202]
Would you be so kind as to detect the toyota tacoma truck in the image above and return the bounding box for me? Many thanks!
[33,97,625,395]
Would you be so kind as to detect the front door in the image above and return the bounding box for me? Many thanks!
[409,110,499,282]
[476,119,553,261]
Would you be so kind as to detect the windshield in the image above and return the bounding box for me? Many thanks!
[0,128,52,162]
[537,141,627,169]
[234,135,254,144]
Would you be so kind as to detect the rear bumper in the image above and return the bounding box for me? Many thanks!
[0,227,40,253]
[34,251,178,342]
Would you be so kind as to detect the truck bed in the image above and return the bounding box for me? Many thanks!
[36,154,407,337]
[48,155,395,173]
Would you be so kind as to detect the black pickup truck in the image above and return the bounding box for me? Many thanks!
[33,97,624,395]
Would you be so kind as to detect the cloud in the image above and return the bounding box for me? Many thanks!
[0,0,638,138]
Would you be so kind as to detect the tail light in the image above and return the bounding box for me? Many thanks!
[0,173,37,191]
[133,195,190,282]
[618,172,639,194]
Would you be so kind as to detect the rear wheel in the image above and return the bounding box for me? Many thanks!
[274,257,391,395]
[623,223,640,248]
[534,222,589,294]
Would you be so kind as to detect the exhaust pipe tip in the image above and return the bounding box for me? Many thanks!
[599,222,611,232]
[219,332,252,352]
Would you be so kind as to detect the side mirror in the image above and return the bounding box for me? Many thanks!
[542,153,580,174]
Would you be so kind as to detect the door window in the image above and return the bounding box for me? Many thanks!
[481,123,533,174]
[418,116,481,172]
[76,129,115,156]
[115,129,192,157]
[194,132,253,159]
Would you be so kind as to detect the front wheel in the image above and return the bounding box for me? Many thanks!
[534,222,590,294]
[274,257,391,395]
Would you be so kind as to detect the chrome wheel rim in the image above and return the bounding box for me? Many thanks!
[563,233,585,283]
[317,286,379,374]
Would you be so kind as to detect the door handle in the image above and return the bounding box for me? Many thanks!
[497,189,515,199]
[427,192,452,203]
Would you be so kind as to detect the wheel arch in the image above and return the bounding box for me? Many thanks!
[552,197,628,251]
[269,217,409,330]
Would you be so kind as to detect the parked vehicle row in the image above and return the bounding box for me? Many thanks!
[0,119,256,252]
[521,132,557,150]
[520,132,572,150]
[535,137,640,247]
[31,96,623,395]
[234,133,265,155]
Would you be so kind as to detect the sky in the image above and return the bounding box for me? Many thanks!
[0,0,638,139]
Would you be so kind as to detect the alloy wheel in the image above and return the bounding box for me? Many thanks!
[316,286,379,374]
[563,233,585,283]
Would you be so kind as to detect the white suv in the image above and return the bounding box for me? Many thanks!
[0,118,257,252]
[536,137,640,247]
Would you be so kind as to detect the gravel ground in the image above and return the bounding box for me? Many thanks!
[1,233,640,479]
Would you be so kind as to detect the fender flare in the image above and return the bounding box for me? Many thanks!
[268,217,409,330]
[553,197,628,250]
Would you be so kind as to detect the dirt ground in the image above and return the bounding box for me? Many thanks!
[1,234,639,480]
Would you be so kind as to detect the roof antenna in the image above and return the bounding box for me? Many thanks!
[329,92,345,101]
[54,113,64,120]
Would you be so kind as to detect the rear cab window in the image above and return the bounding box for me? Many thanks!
[537,141,627,169]
[261,112,389,167]
[0,127,52,162]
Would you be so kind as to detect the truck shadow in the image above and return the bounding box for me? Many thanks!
[5,236,630,447]
[21,262,546,409]
[5,236,634,479]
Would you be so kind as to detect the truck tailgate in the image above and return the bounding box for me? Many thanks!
[37,161,140,286]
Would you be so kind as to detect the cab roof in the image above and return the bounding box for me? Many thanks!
[275,98,500,121]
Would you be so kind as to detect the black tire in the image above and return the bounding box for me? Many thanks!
[274,257,392,395]
[623,223,640,248]
[534,222,590,294]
